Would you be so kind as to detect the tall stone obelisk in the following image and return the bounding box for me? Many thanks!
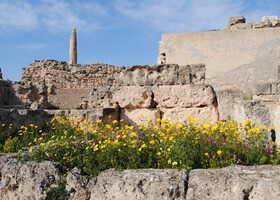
[69,28,77,65]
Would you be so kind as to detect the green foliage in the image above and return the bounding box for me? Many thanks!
[46,180,68,200]
[0,116,278,176]
[25,116,280,176]
[244,93,253,100]
[0,124,13,151]
[3,137,21,153]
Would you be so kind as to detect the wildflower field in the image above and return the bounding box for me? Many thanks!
[0,116,279,175]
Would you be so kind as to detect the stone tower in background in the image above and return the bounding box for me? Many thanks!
[69,28,77,65]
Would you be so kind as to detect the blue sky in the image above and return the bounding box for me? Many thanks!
[0,0,280,81]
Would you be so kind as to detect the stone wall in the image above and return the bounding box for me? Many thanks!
[22,60,119,89]
[88,64,218,125]
[1,155,280,200]
[158,21,280,94]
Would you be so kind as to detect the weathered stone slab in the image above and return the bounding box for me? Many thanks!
[45,108,117,124]
[48,88,91,109]
[152,85,216,108]
[217,89,243,121]
[226,16,246,29]
[115,64,179,86]
[0,158,62,200]
[187,165,280,200]
[112,86,153,108]
[233,100,271,127]
[262,16,279,26]
[0,109,51,130]
[228,23,252,30]
[254,83,271,95]
[88,169,188,200]
[160,106,219,123]
[251,21,264,29]
[120,108,159,126]
[190,64,205,84]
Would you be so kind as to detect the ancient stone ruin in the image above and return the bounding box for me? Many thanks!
[1,16,280,141]
[1,16,280,199]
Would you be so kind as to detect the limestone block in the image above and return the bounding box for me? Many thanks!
[262,16,279,26]
[66,168,90,200]
[271,82,277,94]
[216,89,243,121]
[228,23,252,30]
[251,21,264,29]
[161,106,218,123]
[48,88,91,109]
[232,100,271,127]
[187,165,280,200]
[253,94,278,102]
[88,169,187,200]
[120,108,159,126]
[111,86,153,108]
[45,108,118,125]
[254,83,271,95]
[152,85,216,108]
[178,65,191,85]
[190,63,205,84]
[226,16,246,29]
[0,108,50,131]
[0,159,62,200]
[88,87,112,108]
[116,64,179,86]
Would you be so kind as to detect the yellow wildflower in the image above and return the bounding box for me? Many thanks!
[172,161,178,166]
[217,150,222,155]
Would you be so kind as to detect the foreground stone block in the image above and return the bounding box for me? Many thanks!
[187,165,280,200]
[88,169,188,200]
[0,157,62,200]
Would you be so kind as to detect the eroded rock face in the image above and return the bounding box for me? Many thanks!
[186,165,280,200]
[1,157,280,200]
[87,169,188,200]
[0,156,63,200]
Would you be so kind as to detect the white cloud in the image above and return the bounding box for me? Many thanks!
[0,0,109,33]
[0,0,38,32]
[0,0,279,34]
[113,0,247,32]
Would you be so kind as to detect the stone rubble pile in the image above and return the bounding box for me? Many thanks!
[226,15,280,30]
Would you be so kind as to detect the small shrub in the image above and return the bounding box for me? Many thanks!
[46,180,68,200]
[3,137,21,153]
[244,93,253,100]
